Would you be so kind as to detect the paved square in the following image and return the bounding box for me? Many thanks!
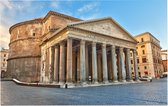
[1,78,167,105]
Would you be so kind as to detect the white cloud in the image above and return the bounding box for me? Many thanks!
[0,0,39,49]
[78,2,98,13]
[50,1,59,9]
[0,24,10,49]
[80,14,98,20]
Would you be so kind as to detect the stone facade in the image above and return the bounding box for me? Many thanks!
[7,11,139,87]
[133,32,163,78]
[0,48,9,78]
[7,11,81,82]
[161,50,168,72]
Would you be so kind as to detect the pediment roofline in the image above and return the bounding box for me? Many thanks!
[42,11,82,23]
[42,25,137,45]
[135,32,160,42]
[69,26,138,44]
[68,17,138,43]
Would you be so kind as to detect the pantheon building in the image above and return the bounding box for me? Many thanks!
[7,11,139,88]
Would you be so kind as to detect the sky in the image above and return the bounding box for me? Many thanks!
[0,0,167,49]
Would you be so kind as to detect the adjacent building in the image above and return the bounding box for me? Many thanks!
[161,50,168,72]
[133,32,163,78]
[7,11,139,87]
[0,48,9,78]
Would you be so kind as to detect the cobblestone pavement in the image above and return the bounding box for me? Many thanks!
[1,78,167,105]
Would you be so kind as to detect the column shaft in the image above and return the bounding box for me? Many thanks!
[111,45,118,82]
[54,45,59,82]
[92,42,98,83]
[85,45,89,82]
[59,42,65,84]
[125,48,132,81]
[72,50,77,82]
[49,46,54,82]
[102,44,108,83]
[80,40,86,83]
[77,49,80,82]
[119,47,126,82]
[118,49,122,81]
[66,38,73,83]
[97,52,102,82]
[133,49,139,81]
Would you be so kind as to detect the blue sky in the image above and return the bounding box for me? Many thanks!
[0,0,167,49]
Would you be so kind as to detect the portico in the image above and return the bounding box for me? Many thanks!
[40,17,139,87]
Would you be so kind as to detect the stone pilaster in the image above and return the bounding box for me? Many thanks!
[133,49,139,81]
[111,45,118,82]
[119,47,126,82]
[66,38,73,84]
[92,42,98,83]
[59,42,65,84]
[125,48,132,81]
[102,43,109,83]
[54,45,59,83]
[80,40,86,84]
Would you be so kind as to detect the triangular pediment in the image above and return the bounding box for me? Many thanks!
[68,17,137,43]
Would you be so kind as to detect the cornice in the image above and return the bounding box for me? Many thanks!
[9,18,43,34]
[9,11,82,34]
[137,41,161,49]
[68,26,137,44]
[7,55,41,61]
[9,37,41,46]
[135,32,160,42]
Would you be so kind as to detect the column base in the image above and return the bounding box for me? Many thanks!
[103,80,109,84]
[113,80,118,83]
[128,80,134,82]
[93,81,99,84]
[135,79,140,82]
[52,81,59,84]
[66,82,73,85]
[118,79,122,82]
[59,81,65,85]
[122,80,126,82]
[81,81,87,85]
[64,82,75,88]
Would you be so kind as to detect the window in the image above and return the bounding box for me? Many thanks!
[139,72,141,77]
[3,59,5,61]
[131,67,133,70]
[142,50,145,54]
[142,57,147,63]
[153,58,156,63]
[144,66,147,69]
[138,67,139,70]
[33,33,35,36]
[136,47,138,49]
[4,54,6,57]
[3,63,5,67]
[130,53,132,57]
[136,51,138,55]
[137,59,139,63]
[141,45,145,48]
[131,60,133,64]
[49,26,50,30]
[144,71,148,75]
[141,38,144,42]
